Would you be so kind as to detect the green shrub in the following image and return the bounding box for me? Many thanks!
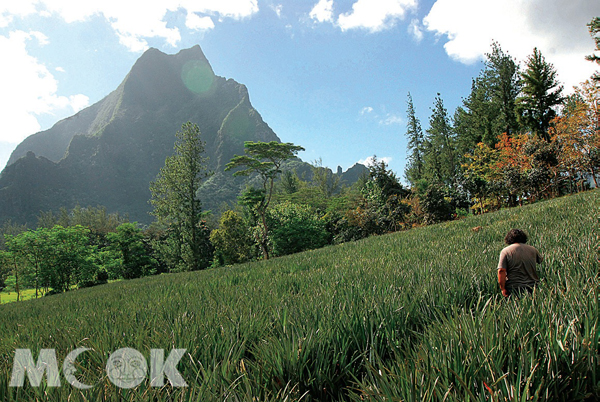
[267,201,329,257]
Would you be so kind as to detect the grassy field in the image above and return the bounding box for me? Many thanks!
[0,190,598,401]
[1,280,121,305]
[0,288,44,304]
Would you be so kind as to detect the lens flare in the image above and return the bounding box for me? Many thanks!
[181,60,214,94]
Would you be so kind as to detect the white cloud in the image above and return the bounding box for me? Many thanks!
[358,155,393,167]
[181,0,259,20]
[360,106,402,125]
[337,0,417,32]
[408,18,422,42]
[55,66,65,73]
[380,113,403,125]
[68,94,90,113]
[186,13,215,31]
[271,4,283,18]
[0,1,38,27]
[310,0,334,23]
[423,0,600,91]
[1,0,259,52]
[0,30,89,144]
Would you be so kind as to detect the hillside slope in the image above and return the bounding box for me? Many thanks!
[0,191,598,401]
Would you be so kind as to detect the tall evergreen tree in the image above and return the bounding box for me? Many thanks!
[454,42,520,158]
[404,93,425,186]
[486,42,521,136]
[424,94,456,186]
[454,77,496,156]
[517,48,564,141]
[586,17,600,83]
[149,122,212,271]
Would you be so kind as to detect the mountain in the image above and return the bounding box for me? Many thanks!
[0,46,366,226]
[0,46,279,225]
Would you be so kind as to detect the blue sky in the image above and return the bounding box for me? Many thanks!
[1,0,598,179]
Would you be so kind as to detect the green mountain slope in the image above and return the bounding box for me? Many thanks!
[1,190,597,401]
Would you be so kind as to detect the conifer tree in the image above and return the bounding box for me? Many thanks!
[454,43,520,157]
[517,48,563,141]
[454,77,496,155]
[150,122,212,271]
[404,93,425,187]
[486,42,521,136]
[424,94,456,186]
[586,17,600,83]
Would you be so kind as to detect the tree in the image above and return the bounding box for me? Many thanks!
[0,220,27,251]
[522,136,560,200]
[311,158,340,198]
[462,142,502,214]
[517,48,564,141]
[267,202,329,257]
[37,205,128,251]
[2,225,100,295]
[10,230,46,298]
[494,133,533,205]
[0,257,8,301]
[420,183,455,224]
[404,93,426,186]
[552,80,600,188]
[586,17,600,83]
[344,158,411,237]
[280,170,300,195]
[0,250,21,301]
[45,225,96,292]
[486,42,521,137]
[106,223,156,279]
[150,122,212,271]
[225,141,305,260]
[424,94,457,186]
[210,210,254,266]
[454,43,521,158]
[454,79,496,156]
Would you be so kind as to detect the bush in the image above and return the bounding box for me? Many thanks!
[420,183,455,224]
[210,210,255,266]
[267,202,329,257]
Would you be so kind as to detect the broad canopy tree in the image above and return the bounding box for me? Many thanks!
[2,225,97,295]
[106,223,156,279]
[225,141,304,260]
[552,80,600,188]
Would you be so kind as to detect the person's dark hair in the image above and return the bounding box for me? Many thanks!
[505,229,528,245]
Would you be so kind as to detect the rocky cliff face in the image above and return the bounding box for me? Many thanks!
[0,46,279,225]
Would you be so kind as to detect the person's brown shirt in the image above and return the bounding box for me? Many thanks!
[497,243,542,289]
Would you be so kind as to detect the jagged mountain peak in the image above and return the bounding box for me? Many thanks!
[6,45,220,167]
[0,45,279,224]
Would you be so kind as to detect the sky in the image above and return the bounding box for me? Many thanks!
[0,0,598,180]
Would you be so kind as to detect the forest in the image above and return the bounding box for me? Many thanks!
[0,18,598,300]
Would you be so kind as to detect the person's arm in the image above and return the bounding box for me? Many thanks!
[498,249,509,297]
[498,268,509,297]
